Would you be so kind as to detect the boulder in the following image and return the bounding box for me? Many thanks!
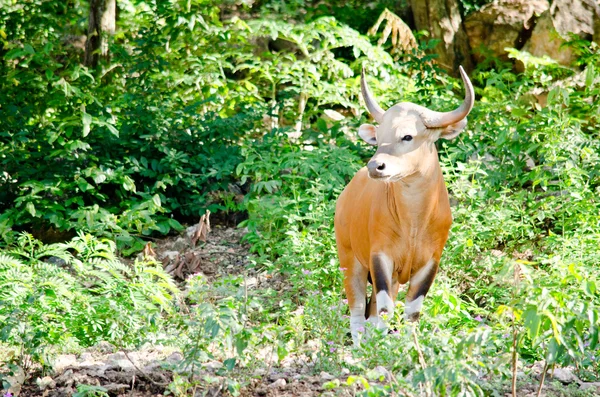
[464,0,549,62]
[523,0,600,66]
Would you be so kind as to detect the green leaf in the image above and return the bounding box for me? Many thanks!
[106,124,119,137]
[4,48,27,59]
[26,202,36,217]
[585,64,595,88]
[316,118,328,133]
[82,113,92,137]
[23,44,35,54]
[93,173,107,184]
[223,358,236,371]
[523,306,541,341]
[542,310,562,344]
[152,194,161,208]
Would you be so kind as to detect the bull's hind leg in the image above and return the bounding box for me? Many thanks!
[405,259,438,322]
[341,253,368,344]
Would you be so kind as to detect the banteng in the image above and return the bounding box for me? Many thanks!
[334,67,474,343]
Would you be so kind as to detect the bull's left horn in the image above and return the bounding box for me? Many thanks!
[422,66,474,128]
[361,67,385,123]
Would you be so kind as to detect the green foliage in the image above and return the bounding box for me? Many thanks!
[0,232,178,365]
[2,0,600,394]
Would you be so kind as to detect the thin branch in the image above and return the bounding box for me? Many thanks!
[536,360,548,397]
[412,330,432,397]
[511,262,521,397]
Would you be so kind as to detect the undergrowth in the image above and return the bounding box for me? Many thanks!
[1,0,600,396]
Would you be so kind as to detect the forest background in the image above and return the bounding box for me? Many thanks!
[1,0,600,396]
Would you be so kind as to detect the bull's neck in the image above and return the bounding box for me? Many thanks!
[386,156,444,226]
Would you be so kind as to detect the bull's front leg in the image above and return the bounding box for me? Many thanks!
[405,258,438,322]
[342,257,369,344]
[367,253,395,331]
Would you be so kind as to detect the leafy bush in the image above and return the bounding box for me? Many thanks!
[0,232,178,366]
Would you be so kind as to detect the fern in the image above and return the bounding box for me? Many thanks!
[0,232,179,362]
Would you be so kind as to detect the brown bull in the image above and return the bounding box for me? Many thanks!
[334,67,474,343]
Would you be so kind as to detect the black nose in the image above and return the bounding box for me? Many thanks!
[367,160,386,177]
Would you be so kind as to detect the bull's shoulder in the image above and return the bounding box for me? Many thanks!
[336,168,369,209]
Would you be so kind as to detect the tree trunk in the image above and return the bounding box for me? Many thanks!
[409,0,473,76]
[84,0,116,67]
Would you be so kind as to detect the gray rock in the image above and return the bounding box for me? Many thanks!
[160,250,180,261]
[45,256,67,267]
[523,0,599,66]
[36,376,56,391]
[204,361,223,370]
[106,352,136,371]
[165,351,184,364]
[186,225,198,239]
[580,382,600,392]
[268,378,287,388]
[551,367,578,384]
[464,0,549,63]
[78,352,94,362]
[320,371,335,381]
[103,383,130,393]
[52,354,78,373]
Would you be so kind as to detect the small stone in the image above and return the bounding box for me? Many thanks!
[341,368,350,375]
[160,250,180,261]
[551,367,578,384]
[186,225,198,239]
[78,352,94,362]
[36,376,56,391]
[94,341,115,353]
[52,354,78,373]
[46,256,67,267]
[204,361,223,370]
[269,378,287,388]
[54,369,74,385]
[106,352,135,371]
[320,371,335,381]
[103,383,130,393]
[171,237,188,252]
[165,352,184,364]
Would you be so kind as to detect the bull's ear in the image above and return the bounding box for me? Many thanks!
[358,124,377,145]
[440,118,467,140]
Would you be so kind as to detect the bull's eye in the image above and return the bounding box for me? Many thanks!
[402,135,413,142]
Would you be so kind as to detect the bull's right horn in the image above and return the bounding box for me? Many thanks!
[422,66,474,128]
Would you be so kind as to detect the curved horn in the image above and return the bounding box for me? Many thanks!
[361,67,385,123]
[422,66,474,128]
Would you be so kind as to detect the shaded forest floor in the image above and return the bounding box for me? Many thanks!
[12,225,599,397]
